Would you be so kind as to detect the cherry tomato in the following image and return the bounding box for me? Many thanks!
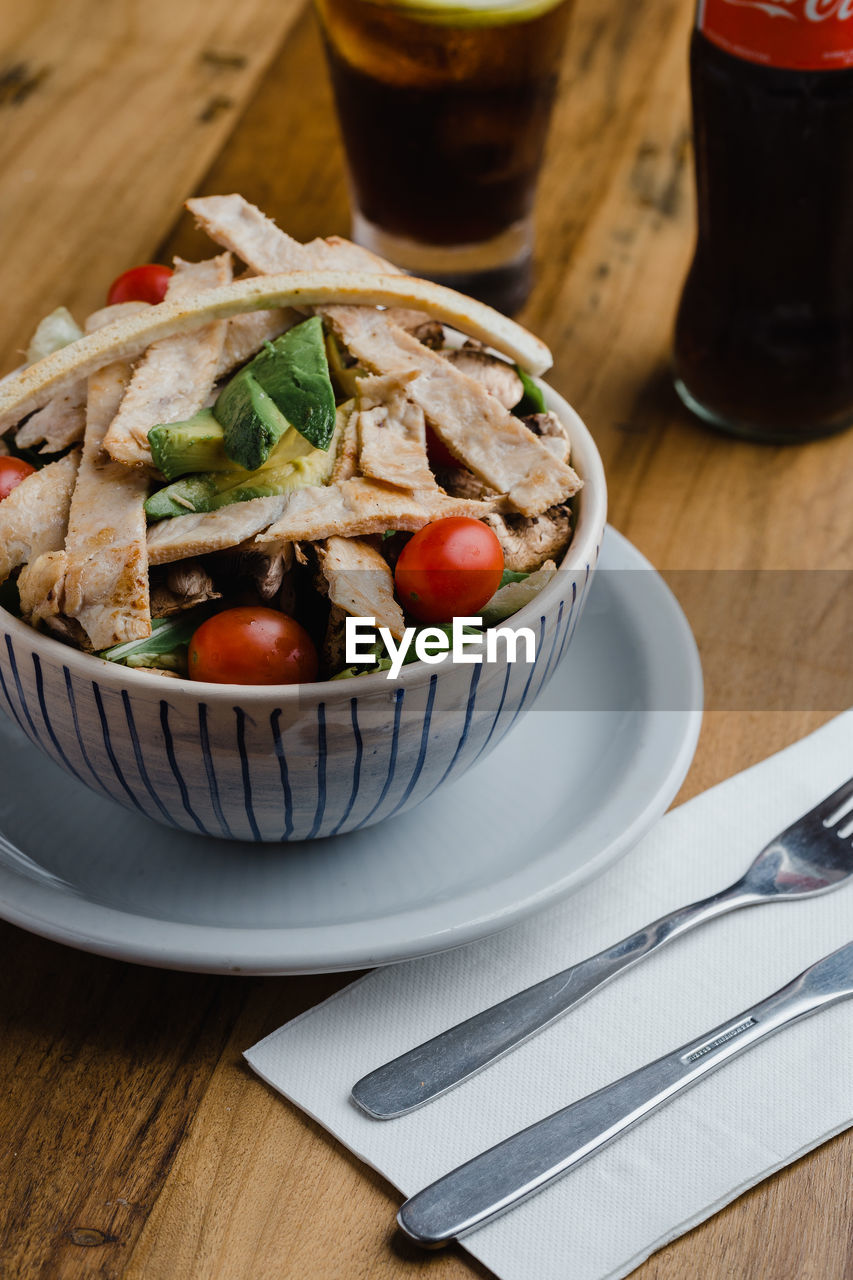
[395,517,504,624]
[0,456,35,501]
[188,607,319,685]
[425,426,457,471]
[106,263,173,307]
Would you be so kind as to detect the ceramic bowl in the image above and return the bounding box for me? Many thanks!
[0,384,607,841]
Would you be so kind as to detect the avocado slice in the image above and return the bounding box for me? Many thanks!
[325,331,363,400]
[213,316,336,471]
[144,411,344,522]
[149,410,233,481]
[214,370,292,473]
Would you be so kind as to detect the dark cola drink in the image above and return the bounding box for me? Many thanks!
[674,2,853,442]
[314,0,574,313]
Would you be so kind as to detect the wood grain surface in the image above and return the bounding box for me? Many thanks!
[0,0,306,377]
[1,0,851,1276]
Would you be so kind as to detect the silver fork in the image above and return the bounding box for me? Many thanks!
[352,773,853,1120]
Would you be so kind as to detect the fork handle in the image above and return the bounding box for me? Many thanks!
[352,884,752,1119]
[397,972,844,1246]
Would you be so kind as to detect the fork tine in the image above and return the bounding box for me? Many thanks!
[815,774,853,827]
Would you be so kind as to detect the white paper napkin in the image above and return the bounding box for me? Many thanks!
[245,711,853,1280]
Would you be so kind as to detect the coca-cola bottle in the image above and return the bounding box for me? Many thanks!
[674,1,853,442]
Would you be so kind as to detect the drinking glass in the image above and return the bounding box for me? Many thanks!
[314,0,574,312]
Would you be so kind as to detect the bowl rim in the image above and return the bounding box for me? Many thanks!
[0,379,607,706]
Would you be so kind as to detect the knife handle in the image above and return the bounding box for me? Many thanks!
[352,886,751,1119]
[397,957,852,1247]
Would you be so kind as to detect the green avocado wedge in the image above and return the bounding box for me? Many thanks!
[215,370,293,473]
[148,410,232,481]
[214,316,336,470]
[144,404,348,522]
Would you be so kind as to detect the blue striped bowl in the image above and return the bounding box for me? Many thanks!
[0,386,606,842]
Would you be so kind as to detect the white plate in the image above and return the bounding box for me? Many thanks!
[0,528,702,974]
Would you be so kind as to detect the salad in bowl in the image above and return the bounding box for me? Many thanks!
[0,195,605,840]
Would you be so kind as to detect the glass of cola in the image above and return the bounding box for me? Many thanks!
[314,0,575,313]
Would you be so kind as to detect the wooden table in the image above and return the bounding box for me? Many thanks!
[1,1,851,1276]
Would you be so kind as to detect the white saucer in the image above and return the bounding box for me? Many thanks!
[0,528,702,974]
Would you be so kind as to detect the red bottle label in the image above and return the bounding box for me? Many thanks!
[698,0,853,69]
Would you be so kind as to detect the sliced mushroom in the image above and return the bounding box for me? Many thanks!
[208,543,295,603]
[522,411,572,464]
[41,614,95,653]
[149,559,221,617]
[435,466,500,504]
[409,319,446,349]
[442,349,524,410]
[245,547,294,602]
[483,504,573,573]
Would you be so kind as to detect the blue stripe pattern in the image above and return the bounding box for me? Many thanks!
[0,646,27,735]
[64,666,111,796]
[387,674,438,818]
[235,707,261,842]
[270,708,294,841]
[556,573,587,670]
[197,703,232,839]
[554,581,579,669]
[534,598,565,703]
[506,615,547,733]
[429,663,483,797]
[92,681,148,816]
[472,661,513,767]
[354,688,405,830]
[329,698,364,837]
[159,700,208,836]
[6,636,44,751]
[306,702,328,840]
[33,655,87,786]
[120,690,181,829]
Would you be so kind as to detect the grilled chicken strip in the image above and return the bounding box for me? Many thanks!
[328,308,580,518]
[0,451,80,584]
[61,357,152,647]
[15,302,151,455]
[355,371,435,493]
[147,495,290,566]
[318,536,406,639]
[255,477,496,545]
[104,254,233,468]
[186,194,402,277]
[218,308,292,377]
[187,194,572,515]
[14,385,86,454]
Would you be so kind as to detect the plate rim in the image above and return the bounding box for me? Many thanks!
[0,527,703,974]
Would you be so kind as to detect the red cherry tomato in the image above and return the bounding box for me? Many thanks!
[0,456,36,501]
[394,517,504,624]
[188,607,319,685]
[106,263,173,307]
[425,426,457,471]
